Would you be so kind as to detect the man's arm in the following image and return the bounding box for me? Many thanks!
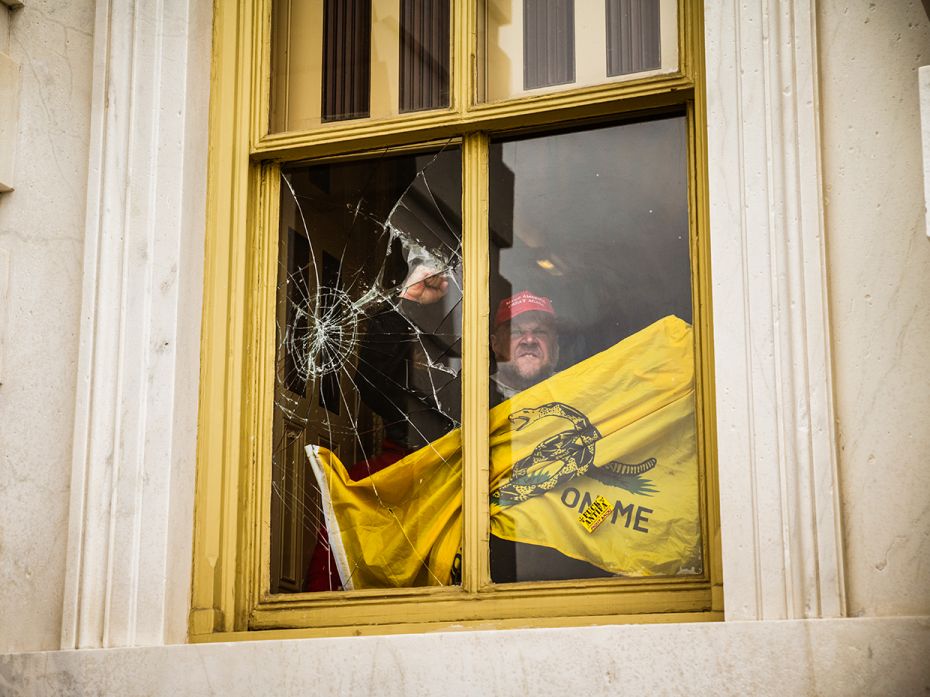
[353,263,458,451]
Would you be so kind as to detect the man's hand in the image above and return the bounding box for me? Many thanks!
[400,264,449,304]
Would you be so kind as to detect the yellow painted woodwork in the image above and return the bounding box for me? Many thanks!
[193,610,724,644]
[461,133,490,592]
[191,0,721,641]
[370,0,402,121]
[574,1,608,96]
[269,0,324,134]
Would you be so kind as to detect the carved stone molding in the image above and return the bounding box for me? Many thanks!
[61,0,211,648]
[704,0,846,619]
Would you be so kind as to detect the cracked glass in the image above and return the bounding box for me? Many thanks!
[487,116,704,582]
[271,147,463,593]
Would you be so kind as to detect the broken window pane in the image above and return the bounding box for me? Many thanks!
[487,116,703,582]
[271,147,463,593]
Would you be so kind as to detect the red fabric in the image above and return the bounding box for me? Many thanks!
[346,438,409,480]
[305,525,342,592]
[304,439,409,592]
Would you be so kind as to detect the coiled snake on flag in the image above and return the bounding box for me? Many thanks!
[493,402,657,505]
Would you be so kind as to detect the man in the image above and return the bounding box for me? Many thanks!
[488,290,613,583]
[490,290,559,404]
[307,277,593,589]
[352,263,460,455]
[355,285,577,585]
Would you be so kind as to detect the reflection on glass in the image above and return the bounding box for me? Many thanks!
[271,0,451,133]
[271,148,463,593]
[478,0,676,104]
[486,117,703,583]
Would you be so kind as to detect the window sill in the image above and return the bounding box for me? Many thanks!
[5,617,928,694]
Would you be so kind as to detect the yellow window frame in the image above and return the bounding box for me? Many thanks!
[191,0,721,642]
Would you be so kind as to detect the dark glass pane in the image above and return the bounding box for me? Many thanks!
[523,0,575,90]
[487,117,702,583]
[399,0,451,112]
[322,0,372,122]
[606,0,661,77]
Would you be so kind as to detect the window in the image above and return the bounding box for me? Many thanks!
[192,0,720,639]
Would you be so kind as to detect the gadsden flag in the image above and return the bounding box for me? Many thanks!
[307,315,703,589]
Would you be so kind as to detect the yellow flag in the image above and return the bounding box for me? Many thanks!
[307,315,702,589]
[308,429,464,590]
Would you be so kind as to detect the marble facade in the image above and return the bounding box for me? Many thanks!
[0,0,927,693]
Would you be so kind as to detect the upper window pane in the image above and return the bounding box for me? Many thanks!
[271,0,451,133]
[478,0,677,104]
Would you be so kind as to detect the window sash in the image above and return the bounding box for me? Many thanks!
[254,0,689,158]
[246,116,717,623]
[191,0,719,639]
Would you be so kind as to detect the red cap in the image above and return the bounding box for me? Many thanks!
[494,291,556,329]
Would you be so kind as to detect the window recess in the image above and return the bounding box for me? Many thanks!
[321,0,373,122]
[522,0,575,90]
[192,0,720,640]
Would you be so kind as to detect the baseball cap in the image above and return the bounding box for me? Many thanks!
[493,290,556,329]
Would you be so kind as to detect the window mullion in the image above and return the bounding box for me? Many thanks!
[461,132,490,593]
[452,0,475,113]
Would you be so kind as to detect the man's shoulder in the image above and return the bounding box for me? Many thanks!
[490,376,518,406]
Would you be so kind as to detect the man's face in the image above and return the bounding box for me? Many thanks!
[491,311,559,389]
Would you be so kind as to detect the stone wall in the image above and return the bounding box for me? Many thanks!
[819,0,930,617]
[0,0,95,653]
[0,0,928,679]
